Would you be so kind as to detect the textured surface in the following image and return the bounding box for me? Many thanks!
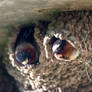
[0,0,92,92]
[7,11,92,92]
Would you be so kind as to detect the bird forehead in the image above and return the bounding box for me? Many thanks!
[52,39,62,52]
[52,44,60,52]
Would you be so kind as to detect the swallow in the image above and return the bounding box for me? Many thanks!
[52,39,79,61]
[14,43,38,65]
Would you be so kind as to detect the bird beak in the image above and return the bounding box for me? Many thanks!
[54,53,63,60]
[22,58,29,65]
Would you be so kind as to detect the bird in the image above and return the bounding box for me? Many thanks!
[52,39,77,61]
[14,43,38,66]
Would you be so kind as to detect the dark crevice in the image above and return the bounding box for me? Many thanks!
[14,24,35,50]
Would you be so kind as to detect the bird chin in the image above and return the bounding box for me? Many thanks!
[54,54,62,61]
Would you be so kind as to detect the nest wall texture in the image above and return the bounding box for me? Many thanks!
[0,10,92,92]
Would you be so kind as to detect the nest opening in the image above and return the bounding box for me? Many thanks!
[11,24,40,66]
[50,36,79,61]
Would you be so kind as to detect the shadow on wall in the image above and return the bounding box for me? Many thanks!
[0,56,20,92]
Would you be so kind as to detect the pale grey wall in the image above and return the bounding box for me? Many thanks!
[0,0,92,26]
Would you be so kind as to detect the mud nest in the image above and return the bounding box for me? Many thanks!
[8,10,92,92]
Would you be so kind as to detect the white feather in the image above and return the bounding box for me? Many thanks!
[52,43,60,53]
